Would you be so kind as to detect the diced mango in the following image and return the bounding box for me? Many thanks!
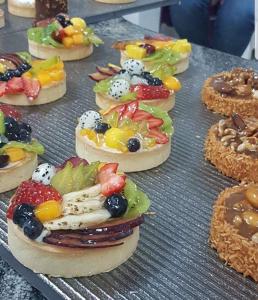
[35,200,62,223]
[163,76,181,91]
[37,72,52,86]
[104,128,134,152]
[62,36,74,48]
[49,70,65,82]
[172,39,191,53]
[72,33,84,45]
[22,71,32,79]
[125,45,147,59]
[150,40,174,50]
[80,128,97,144]
[5,148,26,162]
[71,17,86,30]
[63,25,76,36]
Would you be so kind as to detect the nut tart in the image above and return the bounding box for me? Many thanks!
[27,15,103,61]
[0,9,4,28]
[202,68,258,117]
[7,157,150,277]
[210,184,258,282]
[0,52,66,106]
[112,35,191,77]
[8,0,35,18]
[75,101,173,172]
[89,59,181,111]
[205,113,258,183]
[0,104,44,193]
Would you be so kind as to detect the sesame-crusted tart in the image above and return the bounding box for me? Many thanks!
[205,114,258,183]
[210,184,258,282]
[202,68,258,117]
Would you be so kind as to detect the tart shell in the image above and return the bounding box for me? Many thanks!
[8,220,139,277]
[120,50,190,75]
[75,126,171,172]
[28,40,94,61]
[0,152,37,193]
[95,0,135,3]
[210,185,258,282]
[8,0,35,18]
[201,74,258,117]
[96,92,175,111]
[0,79,66,106]
[204,124,258,183]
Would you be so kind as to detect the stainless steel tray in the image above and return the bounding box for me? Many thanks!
[1,18,258,300]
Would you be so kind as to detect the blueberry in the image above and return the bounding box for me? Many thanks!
[55,14,72,27]
[127,138,141,152]
[5,132,20,141]
[13,69,23,77]
[18,129,31,143]
[19,122,32,133]
[5,117,20,134]
[94,122,110,134]
[104,194,128,218]
[148,77,163,86]
[0,155,9,168]
[18,63,31,73]
[3,70,15,81]
[141,72,152,80]
[23,218,43,240]
[13,204,35,228]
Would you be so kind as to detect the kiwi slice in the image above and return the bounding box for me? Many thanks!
[51,162,74,195]
[0,111,5,135]
[82,162,100,188]
[125,190,150,219]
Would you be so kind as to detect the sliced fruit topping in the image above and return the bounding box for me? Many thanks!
[163,76,181,91]
[139,43,156,55]
[121,59,144,75]
[0,104,22,121]
[147,117,164,129]
[98,163,126,197]
[32,163,56,185]
[13,203,34,228]
[78,111,102,129]
[70,17,86,30]
[147,128,169,144]
[34,200,62,223]
[0,111,5,135]
[127,137,141,152]
[108,79,130,99]
[58,157,88,169]
[21,77,40,101]
[131,109,152,122]
[89,72,110,82]
[104,193,128,218]
[5,147,26,162]
[125,45,147,59]
[0,154,9,168]
[23,218,44,240]
[7,181,62,219]
[96,66,117,76]
[5,77,24,94]
[121,101,139,119]
[131,84,170,100]
[94,122,110,134]
[0,82,6,97]
[0,140,44,155]
[104,128,135,152]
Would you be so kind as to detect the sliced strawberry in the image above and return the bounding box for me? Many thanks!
[22,77,40,101]
[101,174,126,197]
[108,103,127,119]
[121,101,138,119]
[132,110,152,122]
[7,180,62,219]
[5,77,24,94]
[147,117,164,129]
[131,84,170,100]
[147,128,169,144]
[0,82,6,97]
[0,104,22,120]
[98,163,119,183]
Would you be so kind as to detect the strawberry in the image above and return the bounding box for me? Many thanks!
[121,101,138,119]
[147,128,169,144]
[147,117,164,129]
[5,77,24,94]
[132,110,152,122]
[0,82,6,97]
[22,77,40,101]
[7,180,62,219]
[131,84,170,100]
[0,104,22,120]
[98,163,126,196]
[51,29,66,44]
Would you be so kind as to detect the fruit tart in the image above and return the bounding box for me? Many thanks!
[205,113,258,183]
[76,101,173,172]
[0,9,4,28]
[27,14,103,61]
[7,157,150,277]
[8,0,35,18]
[89,59,181,111]
[0,104,44,193]
[112,35,191,77]
[0,52,66,106]
[202,68,258,117]
[210,183,258,282]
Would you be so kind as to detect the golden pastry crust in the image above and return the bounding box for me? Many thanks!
[210,185,258,282]
[204,124,258,183]
[201,73,258,117]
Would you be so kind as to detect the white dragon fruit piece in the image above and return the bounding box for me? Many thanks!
[78,111,102,129]
[121,59,144,75]
[115,69,131,81]
[130,75,148,85]
[108,79,130,99]
[32,163,56,185]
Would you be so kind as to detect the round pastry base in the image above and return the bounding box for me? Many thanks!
[0,9,4,28]
[0,153,37,193]
[8,220,139,278]
[96,93,175,111]
[76,127,171,172]
[95,0,135,3]
[0,80,66,106]
[201,75,258,117]
[120,50,190,75]
[28,41,93,61]
[210,185,258,282]
[205,124,258,183]
[8,1,35,18]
